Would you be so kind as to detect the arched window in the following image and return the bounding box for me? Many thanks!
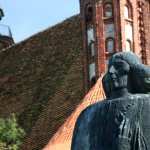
[105,38,114,53]
[104,3,113,17]
[124,1,133,51]
[126,40,132,51]
[103,2,115,54]
[124,1,132,19]
[85,5,93,22]
[124,5,129,19]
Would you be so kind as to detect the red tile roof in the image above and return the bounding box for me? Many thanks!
[43,76,105,150]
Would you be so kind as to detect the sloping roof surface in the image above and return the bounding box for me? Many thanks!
[43,76,105,150]
[0,15,85,150]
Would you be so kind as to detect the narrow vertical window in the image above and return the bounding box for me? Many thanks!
[106,38,114,53]
[124,6,129,19]
[89,63,96,81]
[124,2,132,19]
[89,41,95,56]
[89,63,96,87]
[104,23,115,53]
[104,3,113,17]
[85,5,93,22]
[126,40,132,51]
[103,1,114,54]
[87,27,94,44]
[85,4,96,89]
[104,23,115,38]
[125,23,133,41]
[124,0,133,51]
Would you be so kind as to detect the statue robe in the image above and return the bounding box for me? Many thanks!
[71,94,150,150]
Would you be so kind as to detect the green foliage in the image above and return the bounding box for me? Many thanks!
[0,114,25,150]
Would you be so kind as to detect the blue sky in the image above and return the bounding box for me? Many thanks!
[0,0,80,43]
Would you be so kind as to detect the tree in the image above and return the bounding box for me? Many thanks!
[0,114,25,150]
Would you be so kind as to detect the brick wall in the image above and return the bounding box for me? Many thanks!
[80,0,150,92]
[144,0,150,64]
[0,15,84,150]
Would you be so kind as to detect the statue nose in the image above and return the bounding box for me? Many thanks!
[109,66,116,74]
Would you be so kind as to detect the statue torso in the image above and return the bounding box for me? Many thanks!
[72,94,150,150]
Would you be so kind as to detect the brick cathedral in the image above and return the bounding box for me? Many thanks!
[0,0,149,150]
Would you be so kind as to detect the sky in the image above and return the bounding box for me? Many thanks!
[0,0,80,43]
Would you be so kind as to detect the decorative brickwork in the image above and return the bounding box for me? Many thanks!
[143,0,150,65]
[137,1,147,64]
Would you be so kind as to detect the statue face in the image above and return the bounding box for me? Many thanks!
[108,59,130,91]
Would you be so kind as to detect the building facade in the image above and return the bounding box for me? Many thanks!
[80,0,150,92]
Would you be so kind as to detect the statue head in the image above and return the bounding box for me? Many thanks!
[103,52,150,98]
[108,58,130,90]
[103,53,132,98]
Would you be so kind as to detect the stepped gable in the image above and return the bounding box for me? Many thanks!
[0,15,85,149]
[43,76,105,150]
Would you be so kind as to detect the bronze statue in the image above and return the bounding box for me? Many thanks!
[71,52,150,150]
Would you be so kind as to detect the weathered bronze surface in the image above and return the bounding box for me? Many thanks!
[71,52,150,150]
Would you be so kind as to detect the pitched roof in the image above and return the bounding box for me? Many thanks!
[43,76,105,150]
[0,15,85,150]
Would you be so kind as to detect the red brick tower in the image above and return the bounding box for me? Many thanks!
[80,0,150,92]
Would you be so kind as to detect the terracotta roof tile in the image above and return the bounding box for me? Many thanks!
[43,76,105,150]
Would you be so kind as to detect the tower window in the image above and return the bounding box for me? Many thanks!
[87,27,95,44]
[89,63,96,81]
[104,3,113,17]
[124,2,132,19]
[89,41,95,57]
[105,38,114,53]
[124,6,129,19]
[125,23,133,41]
[85,5,93,22]
[126,40,132,51]
[124,1,133,51]
[105,23,115,38]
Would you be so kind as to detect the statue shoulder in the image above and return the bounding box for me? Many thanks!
[77,100,105,123]
[71,100,107,150]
